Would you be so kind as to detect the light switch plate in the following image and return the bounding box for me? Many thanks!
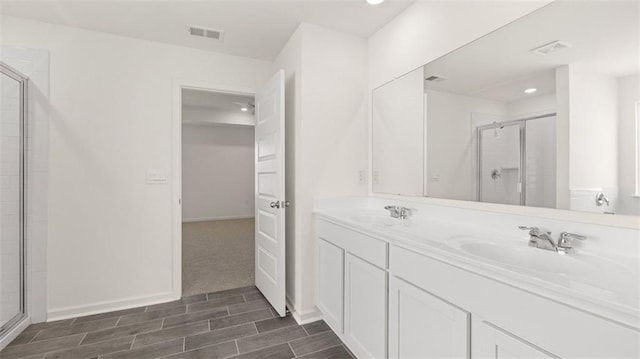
[146,170,168,184]
[358,170,367,184]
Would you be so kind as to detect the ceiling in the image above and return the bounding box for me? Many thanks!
[0,0,414,61]
[471,70,556,103]
[423,0,639,101]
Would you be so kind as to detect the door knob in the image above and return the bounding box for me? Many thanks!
[270,201,280,209]
[284,201,291,208]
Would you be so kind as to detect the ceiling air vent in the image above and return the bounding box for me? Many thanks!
[530,40,571,55]
[425,75,446,82]
[188,26,224,41]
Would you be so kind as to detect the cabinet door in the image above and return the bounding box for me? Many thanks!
[316,238,345,334]
[473,319,558,359]
[345,253,387,359]
[389,276,469,359]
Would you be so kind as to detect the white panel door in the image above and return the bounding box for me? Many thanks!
[344,253,387,359]
[255,70,286,317]
[389,276,469,359]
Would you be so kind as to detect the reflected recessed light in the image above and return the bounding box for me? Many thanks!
[524,88,537,94]
[367,0,384,5]
[240,107,248,112]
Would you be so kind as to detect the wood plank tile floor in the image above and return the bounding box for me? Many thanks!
[0,286,354,359]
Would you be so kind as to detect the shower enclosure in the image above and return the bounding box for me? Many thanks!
[477,113,556,208]
[0,62,28,337]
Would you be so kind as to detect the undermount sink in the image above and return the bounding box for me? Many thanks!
[451,239,592,276]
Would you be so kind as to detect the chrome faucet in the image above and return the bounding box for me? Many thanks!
[384,205,412,220]
[519,226,587,254]
[519,226,556,251]
[556,232,587,255]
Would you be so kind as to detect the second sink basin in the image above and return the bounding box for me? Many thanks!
[456,240,591,276]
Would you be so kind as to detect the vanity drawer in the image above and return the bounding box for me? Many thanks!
[316,219,388,268]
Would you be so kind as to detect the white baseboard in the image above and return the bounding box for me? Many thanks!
[182,215,255,223]
[47,292,177,321]
[287,298,322,325]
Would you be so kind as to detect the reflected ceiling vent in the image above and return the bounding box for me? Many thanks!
[188,26,224,41]
[530,40,571,55]
[425,75,446,82]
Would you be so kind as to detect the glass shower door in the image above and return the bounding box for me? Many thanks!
[0,63,27,335]
[477,122,523,205]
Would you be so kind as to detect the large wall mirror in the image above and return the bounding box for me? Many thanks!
[372,0,640,216]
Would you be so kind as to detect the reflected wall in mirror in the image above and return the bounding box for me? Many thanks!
[372,67,424,195]
[372,0,640,216]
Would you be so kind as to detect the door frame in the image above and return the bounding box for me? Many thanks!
[171,79,256,299]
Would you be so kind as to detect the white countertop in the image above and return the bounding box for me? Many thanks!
[314,204,640,330]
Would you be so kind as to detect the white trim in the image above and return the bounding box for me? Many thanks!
[182,215,255,223]
[172,79,257,301]
[287,297,322,325]
[47,292,175,321]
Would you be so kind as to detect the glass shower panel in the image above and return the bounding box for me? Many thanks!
[479,123,521,205]
[0,71,24,330]
[525,116,557,208]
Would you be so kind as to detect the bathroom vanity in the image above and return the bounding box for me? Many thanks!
[314,198,640,358]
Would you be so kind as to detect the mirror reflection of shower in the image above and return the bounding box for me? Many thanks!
[477,113,557,208]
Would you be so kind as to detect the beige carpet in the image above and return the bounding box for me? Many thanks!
[182,218,255,297]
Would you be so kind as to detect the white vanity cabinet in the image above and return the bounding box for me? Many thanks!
[345,253,387,358]
[315,219,388,359]
[473,320,557,359]
[316,237,345,333]
[390,244,640,359]
[315,217,640,359]
[388,276,470,358]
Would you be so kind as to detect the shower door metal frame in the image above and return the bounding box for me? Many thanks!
[0,61,29,337]
[476,113,556,206]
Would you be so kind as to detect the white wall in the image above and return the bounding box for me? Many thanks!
[426,90,508,201]
[274,23,368,322]
[617,74,640,215]
[372,68,424,196]
[564,65,619,213]
[181,124,254,222]
[507,93,556,118]
[1,15,272,319]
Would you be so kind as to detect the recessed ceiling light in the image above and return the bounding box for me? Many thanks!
[240,107,248,112]
[524,88,537,94]
[367,0,385,5]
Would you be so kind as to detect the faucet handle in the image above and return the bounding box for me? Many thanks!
[518,226,548,235]
[556,232,586,255]
[558,231,586,243]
